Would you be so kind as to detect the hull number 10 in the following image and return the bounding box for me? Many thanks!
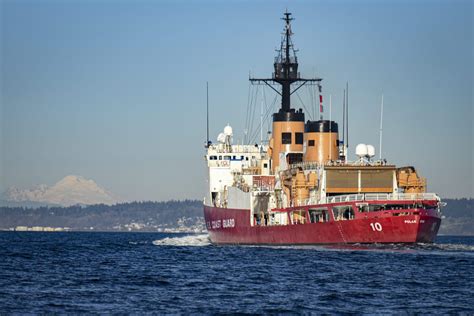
[370,222,383,232]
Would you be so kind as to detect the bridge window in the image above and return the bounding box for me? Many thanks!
[291,210,306,224]
[356,203,369,212]
[309,208,329,223]
[287,153,303,165]
[332,205,355,221]
[385,204,409,211]
[295,132,303,144]
[209,156,217,160]
[368,204,385,212]
[282,132,291,144]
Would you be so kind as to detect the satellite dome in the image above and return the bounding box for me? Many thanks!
[217,133,226,143]
[356,144,368,158]
[367,145,375,158]
[224,125,233,136]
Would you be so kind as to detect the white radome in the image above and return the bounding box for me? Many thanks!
[367,145,375,158]
[217,133,226,143]
[356,143,368,158]
[224,125,233,137]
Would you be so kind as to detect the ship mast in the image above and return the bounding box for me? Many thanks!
[250,11,321,115]
[249,11,323,171]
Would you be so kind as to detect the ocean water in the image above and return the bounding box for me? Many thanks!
[0,232,472,314]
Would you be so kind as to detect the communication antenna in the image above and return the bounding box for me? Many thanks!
[379,94,384,160]
[346,82,349,149]
[342,89,345,146]
[249,12,322,120]
[329,94,332,161]
[206,82,210,147]
[329,94,332,124]
[260,87,264,146]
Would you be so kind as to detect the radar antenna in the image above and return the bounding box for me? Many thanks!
[250,11,322,115]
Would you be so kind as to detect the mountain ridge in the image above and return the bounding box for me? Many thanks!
[2,175,120,207]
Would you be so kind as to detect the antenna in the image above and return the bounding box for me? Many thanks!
[346,82,349,149]
[319,86,323,120]
[342,89,345,145]
[329,94,332,125]
[329,94,332,160]
[379,94,384,160]
[260,87,263,146]
[249,12,322,114]
[206,82,210,147]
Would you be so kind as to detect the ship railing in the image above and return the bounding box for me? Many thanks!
[207,144,264,154]
[288,161,322,171]
[253,185,275,193]
[388,193,439,201]
[365,193,439,201]
[293,197,318,207]
[299,193,439,206]
[364,193,390,201]
[325,194,365,204]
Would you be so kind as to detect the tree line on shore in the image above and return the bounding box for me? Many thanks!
[0,200,203,231]
[0,198,472,234]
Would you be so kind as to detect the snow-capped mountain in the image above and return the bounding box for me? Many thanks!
[2,175,121,206]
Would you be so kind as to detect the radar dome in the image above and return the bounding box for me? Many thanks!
[356,144,368,158]
[367,145,375,158]
[224,125,233,136]
[217,133,226,143]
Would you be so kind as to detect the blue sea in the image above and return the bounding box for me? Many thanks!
[0,232,472,314]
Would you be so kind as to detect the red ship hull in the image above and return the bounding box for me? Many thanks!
[203,201,441,245]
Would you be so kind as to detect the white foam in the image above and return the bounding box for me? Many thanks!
[242,242,474,255]
[420,243,474,252]
[152,234,211,247]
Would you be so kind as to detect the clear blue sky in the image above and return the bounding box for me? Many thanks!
[1,0,472,200]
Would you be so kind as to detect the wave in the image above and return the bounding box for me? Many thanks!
[152,234,211,247]
[151,234,473,253]
[242,242,474,255]
[405,242,474,252]
[321,242,474,255]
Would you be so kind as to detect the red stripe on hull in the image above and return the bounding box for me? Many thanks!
[203,204,441,245]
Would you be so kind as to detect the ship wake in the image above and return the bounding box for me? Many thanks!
[152,234,211,247]
[324,242,474,255]
[243,242,474,255]
[390,242,474,253]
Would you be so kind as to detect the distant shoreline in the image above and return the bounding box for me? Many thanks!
[1,199,472,235]
[1,230,473,237]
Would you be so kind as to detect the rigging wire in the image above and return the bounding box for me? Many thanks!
[249,86,269,144]
[245,85,259,144]
[246,83,320,144]
[243,82,253,142]
[306,83,312,120]
[295,91,312,121]
[248,85,259,143]
[267,93,278,138]
[248,90,278,144]
[262,87,268,143]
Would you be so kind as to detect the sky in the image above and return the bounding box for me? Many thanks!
[1,0,472,201]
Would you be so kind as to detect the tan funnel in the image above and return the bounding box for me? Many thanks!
[270,109,305,171]
[304,120,339,164]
